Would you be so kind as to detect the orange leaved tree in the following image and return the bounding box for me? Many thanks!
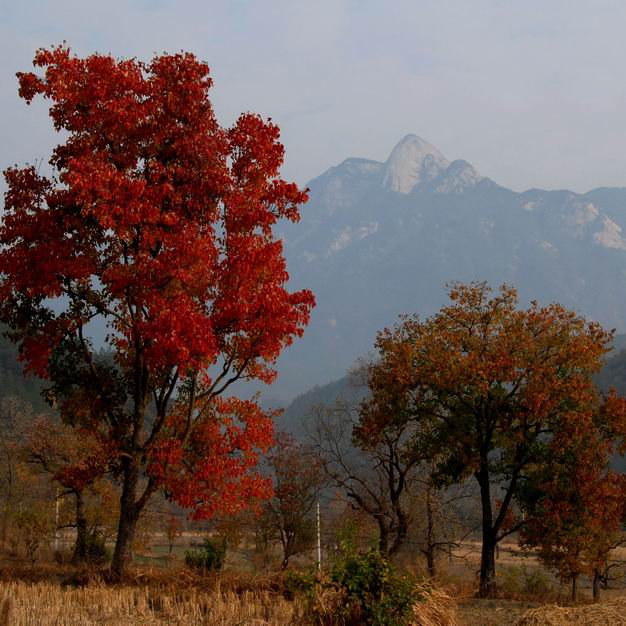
[0,46,314,577]
[520,395,626,602]
[261,433,326,570]
[365,282,615,596]
[27,415,111,563]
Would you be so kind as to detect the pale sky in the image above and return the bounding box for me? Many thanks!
[2,0,626,193]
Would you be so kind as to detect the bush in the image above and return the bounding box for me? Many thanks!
[14,509,50,563]
[184,537,226,572]
[84,533,110,564]
[498,564,552,599]
[288,548,421,626]
[330,549,419,626]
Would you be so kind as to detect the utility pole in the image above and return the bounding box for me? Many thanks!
[316,501,321,573]
[54,488,59,553]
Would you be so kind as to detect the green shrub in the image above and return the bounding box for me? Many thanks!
[284,569,318,600]
[330,549,418,626]
[288,549,420,626]
[184,537,225,572]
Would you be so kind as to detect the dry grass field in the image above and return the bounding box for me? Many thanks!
[2,579,626,626]
[0,579,461,626]
[0,581,296,626]
[1,577,626,625]
[1,539,626,625]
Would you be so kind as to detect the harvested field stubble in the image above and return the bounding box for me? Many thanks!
[515,597,626,626]
[0,581,296,625]
[0,579,460,625]
[412,583,459,626]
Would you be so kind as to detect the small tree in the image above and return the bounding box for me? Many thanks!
[312,397,422,559]
[1,46,314,577]
[261,433,326,570]
[27,415,110,563]
[520,404,626,602]
[15,506,51,563]
[0,398,32,544]
[409,465,477,578]
[163,515,182,556]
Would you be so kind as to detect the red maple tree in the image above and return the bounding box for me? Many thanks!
[1,46,314,576]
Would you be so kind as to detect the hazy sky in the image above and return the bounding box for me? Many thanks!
[2,0,626,192]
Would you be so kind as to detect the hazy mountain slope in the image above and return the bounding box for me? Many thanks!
[274,134,626,399]
[276,375,367,437]
[281,335,626,436]
[0,328,46,411]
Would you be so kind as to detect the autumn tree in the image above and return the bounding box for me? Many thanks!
[259,433,326,570]
[0,397,30,544]
[26,415,110,563]
[1,46,314,577]
[312,396,423,558]
[365,282,616,596]
[520,398,626,602]
[0,399,56,561]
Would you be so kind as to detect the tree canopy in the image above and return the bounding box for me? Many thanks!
[360,282,625,596]
[0,45,314,576]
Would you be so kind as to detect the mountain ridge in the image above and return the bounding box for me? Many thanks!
[271,134,626,401]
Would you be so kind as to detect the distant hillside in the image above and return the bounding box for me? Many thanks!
[282,333,626,436]
[272,133,626,400]
[276,375,367,436]
[0,329,47,411]
[596,335,626,396]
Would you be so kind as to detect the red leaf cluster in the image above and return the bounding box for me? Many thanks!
[1,45,314,524]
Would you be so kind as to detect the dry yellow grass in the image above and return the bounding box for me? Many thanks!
[412,583,459,626]
[515,596,626,626]
[0,578,460,626]
[0,581,295,625]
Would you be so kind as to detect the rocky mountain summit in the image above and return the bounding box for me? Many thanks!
[274,135,626,400]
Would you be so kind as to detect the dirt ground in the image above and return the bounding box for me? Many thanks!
[458,599,539,626]
[4,537,626,625]
[441,540,626,625]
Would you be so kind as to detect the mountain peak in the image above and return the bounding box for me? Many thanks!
[430,159,483,194]
[382,134,449,194]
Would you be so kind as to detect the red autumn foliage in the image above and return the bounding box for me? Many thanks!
[520,394,626,601]
[1,45,314,575]
[27,416,111,495]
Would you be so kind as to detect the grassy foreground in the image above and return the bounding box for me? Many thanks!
[0,577,460,626]
[0,580,295,626]
[1,569,625,625]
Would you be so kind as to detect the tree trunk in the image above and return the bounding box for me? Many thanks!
[388,508,408,558]
[479,532,497,598]
[425,549,436,579]
[280,533,293,571]
[425,485,436,578]
[377,516,389,556]
[571,574,578,602]
[478,466,497,598]
[592,569,601,602]
[110,460,141,578]
[110,357,153,580]
[71,490,87,564]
